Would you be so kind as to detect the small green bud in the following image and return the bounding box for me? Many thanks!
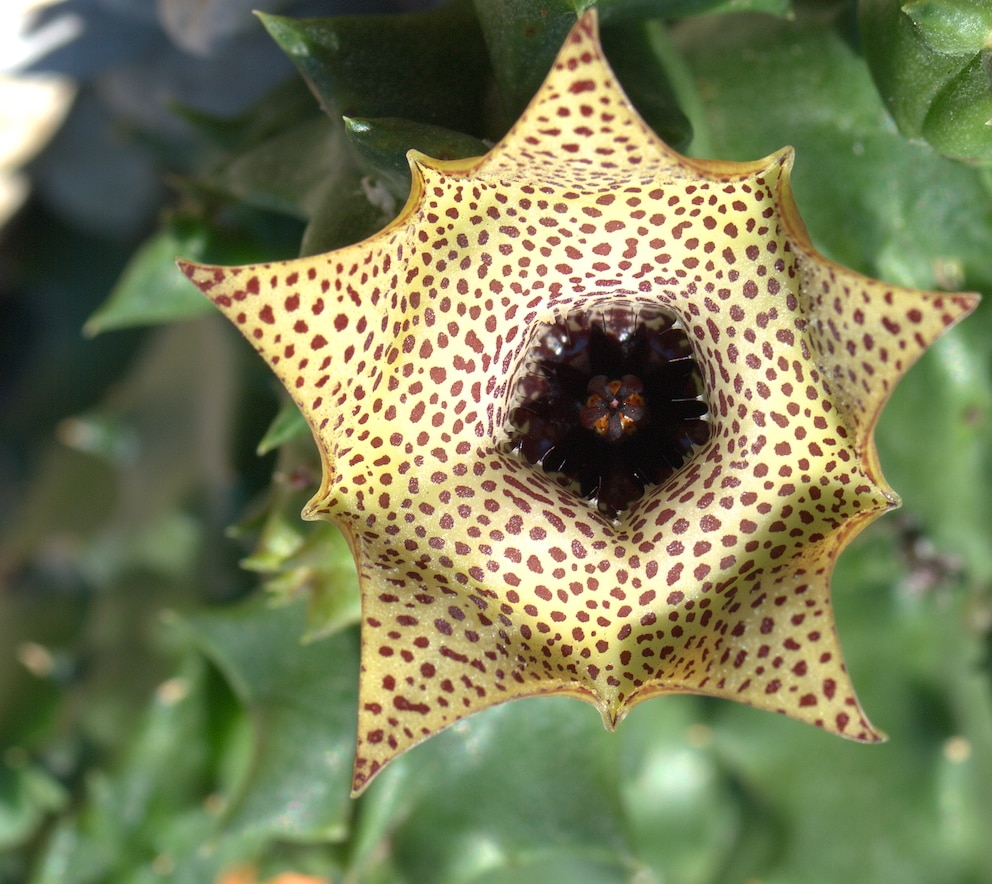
[902,0,992,55]
[922,49,992,161]
[860,0,992,163]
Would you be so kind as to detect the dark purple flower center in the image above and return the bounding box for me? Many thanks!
[506,304,710,518]
[580,374,647,442]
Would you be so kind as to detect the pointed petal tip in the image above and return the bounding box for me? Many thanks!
[817,698,888,745]
[301,484,338,521]
[175,257,217,293]
[776,145,796,176]
[405,147,429,166]
[765,144,795,169]
[599,697,626,733]
[350,764,377,798]
[300,501,325,522]
[846,719,888,744]
[954,290,982,318]
[175,257,196,278]
[406,147,485,179]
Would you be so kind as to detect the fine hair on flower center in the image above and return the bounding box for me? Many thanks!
[504,300,710,518]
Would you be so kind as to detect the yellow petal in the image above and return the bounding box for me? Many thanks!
[179,9,979,795]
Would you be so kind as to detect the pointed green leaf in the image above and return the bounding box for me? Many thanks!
[259,0,493,137]
[922,50,992,164]
[170,77,319,154]
[860,0,992,163]
[31,654,247,884]
[209,115,400,255]
[85,211,304,335]
[231,452,362,642]
[471,0,578,119]
[593,0,791,20]
[298,171,400,257]
[902,0,992,55]
[617,701,774,882]
[182,597,358,842]
[0,762,67,851]
[256,399,310,456]
[352,699,634,883]
[210,116,349,220]
[344,117,490,189]
[84,222,215,335]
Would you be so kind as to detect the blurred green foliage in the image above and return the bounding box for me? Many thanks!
[2,0,991,881]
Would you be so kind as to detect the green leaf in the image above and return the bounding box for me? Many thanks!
[351,699,636,883]
[472,0,579,120]
[232,462,362,642]
[701,534,992,881]
[171,77,319,155]
[298,170,401,257]
[274,526,362,643]
[593,0,791,20]
[617,699,776,883]
[0,761,67,851]
[344,117,490,190]
[922,50,992,164]
[256,399,310,456]
[209,115,401,256]
[32,654,244,884]
[85,211,304,335]
[84,221,215,335]
[902,0,992,55]
[210,116,348,220]
[259,0,494,137]
[859,0,967,138]
[859,0,992,163]
[182,596,359,842]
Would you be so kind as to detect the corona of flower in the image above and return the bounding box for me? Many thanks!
[180,11,978,794]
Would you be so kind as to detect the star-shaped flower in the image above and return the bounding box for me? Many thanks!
[180,11,978,795]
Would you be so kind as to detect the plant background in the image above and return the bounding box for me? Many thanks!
[2,0,991,881]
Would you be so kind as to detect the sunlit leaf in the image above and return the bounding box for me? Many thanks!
[182,597,358,841]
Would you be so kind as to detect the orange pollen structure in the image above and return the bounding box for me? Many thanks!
[580,374,646,443]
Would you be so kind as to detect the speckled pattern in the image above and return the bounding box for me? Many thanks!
[180,11,978,794]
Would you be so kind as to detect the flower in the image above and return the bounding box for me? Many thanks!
[179,10,978,795]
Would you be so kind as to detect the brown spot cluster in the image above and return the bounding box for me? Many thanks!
[178,10,978,795]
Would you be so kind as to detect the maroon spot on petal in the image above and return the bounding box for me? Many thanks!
[394,696,429,714]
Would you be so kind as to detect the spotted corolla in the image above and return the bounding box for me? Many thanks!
[180,11,978,794]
